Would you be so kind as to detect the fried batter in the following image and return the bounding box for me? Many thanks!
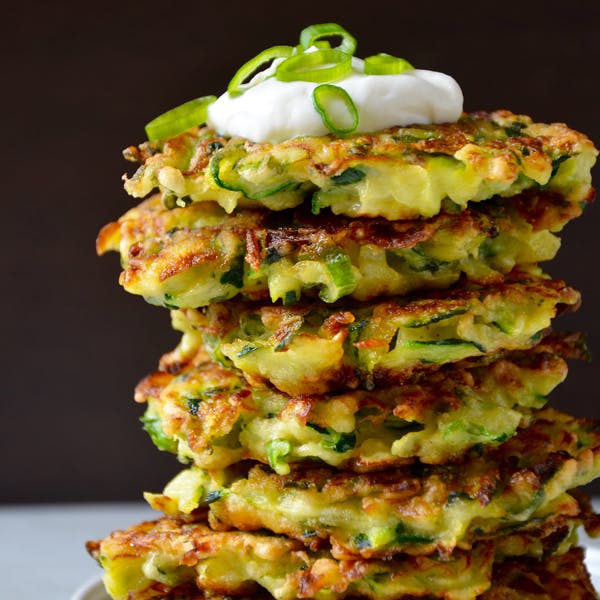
[122,111,596,220]
[97,189,589,308]
[88,513,597,600]
[170,272,579,394]
[146,409,600,559]
[137,333,582,472]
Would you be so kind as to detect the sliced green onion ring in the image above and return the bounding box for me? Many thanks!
[292,40,331,56]
[276,49,352,83]
[364,53,414,75]
[312,84,359,135]
[300,23,357,55]
[227,45,294,96]
[144,96,217,141]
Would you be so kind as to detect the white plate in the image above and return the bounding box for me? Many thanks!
[71,546,600,600]
[71,575,108,600]
[586,546,600,589]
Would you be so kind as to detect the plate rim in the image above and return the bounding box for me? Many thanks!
[71,574,106,600]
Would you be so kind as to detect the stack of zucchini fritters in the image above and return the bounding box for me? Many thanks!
[90,109,600,599]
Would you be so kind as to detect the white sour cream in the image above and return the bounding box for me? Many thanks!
[206,56,463,144]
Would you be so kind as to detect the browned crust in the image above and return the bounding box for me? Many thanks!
[205,408,600,558]
[125,110,596,177]
[96,187,592,283]
[179,271,580,340]
[172,271,580,395]
[87,517,597,599]
[135,331,584,472]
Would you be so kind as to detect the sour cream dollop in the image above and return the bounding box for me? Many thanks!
[207,57,463,144]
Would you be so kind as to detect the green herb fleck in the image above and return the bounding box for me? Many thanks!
[504,121,528,137]
[205,490,226,503]
[530,331,543,344]
[307,422,329,435]
[409,338,486,353]
[220,256,245,289]
[163,293,180,310]
[395,523,433,544]
[186,398,201,416]
[446,491,472,505]
[406,247,446,273]
[283,290,298,306]
[207,141,224,153]
[264,247,283,264]
[355,406,381,420]
[348,319,368,344]
[478,239,497,260]
[331,167,366,186]
[237,344,259,358]
[302,530,317,538]
[383,417,424,434]
[323,431,356,453]
[550,154,570,177]
[405,307,468,328]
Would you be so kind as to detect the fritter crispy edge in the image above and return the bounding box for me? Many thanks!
[122,111,597,220]
[136,332,583,472]
[171,271,580,394]
[97,188,591,308]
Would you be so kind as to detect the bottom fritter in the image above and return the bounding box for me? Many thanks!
[87,516,597,600]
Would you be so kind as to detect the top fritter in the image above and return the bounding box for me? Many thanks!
[122,23,596,220]
[123,111,596,220]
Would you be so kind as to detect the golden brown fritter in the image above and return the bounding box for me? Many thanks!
[146,409,600,559]
[87,517,495,600]
[137,332,583,472]
[97,188,590,308]
[122,111,597,220]
[170,271,580,394]
[87,511,596,600]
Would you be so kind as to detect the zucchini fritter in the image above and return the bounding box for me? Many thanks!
[87,512,595,600]
[122,111,596,220]
[170,272,579,394]
[88,518,494,600]
[84,544,600,600]
[136,333,581,472]
[97,189,588,308]
[147,409,600,559]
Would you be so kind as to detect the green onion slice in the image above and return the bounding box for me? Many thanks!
[144,96,217,141]
[266,439,292,475]
[300,23,357,55]
[294,40,332,52]
[227,45,295,96]
[312,84,359,135]
[276,49,352,83]
[364,53,414,75]
[324,250,356,301]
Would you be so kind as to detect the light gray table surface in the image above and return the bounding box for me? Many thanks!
[0,502,156,600]
[1,501,600,599]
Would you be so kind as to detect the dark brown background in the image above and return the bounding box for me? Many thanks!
[3,0,600,502]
